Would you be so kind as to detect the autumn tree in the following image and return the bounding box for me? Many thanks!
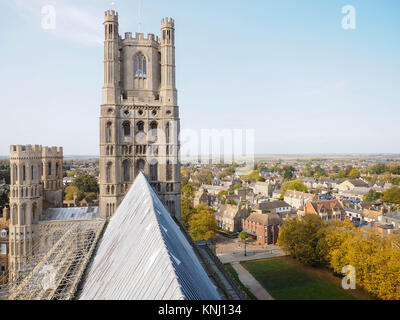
[382,187,400,204]
[348,169,361,179]
[363,189,382,202]
[277,215,326,266]
[188,205,217,241]
[280,179,307,196]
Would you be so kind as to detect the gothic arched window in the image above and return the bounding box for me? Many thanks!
[123,121,131,137]
[137,159,145,173]
[150,160,158,181]
[166,160,173,181]
[166,122,170,144]
[106,162,112,183]
[11,205,17,225]
[56,163,59,178]
[122,160,131,182]
[134,53,147,78]
[106,122,112,143]
[32,203,37,224]
[149,121,158,141]
[13,165,17,184]
[136,121,144,133]
[20,204,26,225]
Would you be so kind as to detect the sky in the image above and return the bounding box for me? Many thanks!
[0,0,399,156]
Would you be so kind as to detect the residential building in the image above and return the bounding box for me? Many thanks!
[193,188,210,207]
[284,190,317,210]
[338,179,370,194]
[256,200,291,215]
[363,208,383,224]
[305,200,346,221]
[379,212,400,229]
[215,204,249,233]
[242,212,283,245]
[253,181,272,197]
[201,184,229,196]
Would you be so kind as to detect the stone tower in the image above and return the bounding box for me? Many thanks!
[99,10,181,219]
[41,147,63,208]
[8,145,43,275]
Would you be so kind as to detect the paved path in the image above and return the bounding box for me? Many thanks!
[218,248,286,264]
[231,262,274,300]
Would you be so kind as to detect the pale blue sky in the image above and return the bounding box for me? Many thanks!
[1,0,399,155]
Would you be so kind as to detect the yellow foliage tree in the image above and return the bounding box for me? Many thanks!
[188,205,217,241]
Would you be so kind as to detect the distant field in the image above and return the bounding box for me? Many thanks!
[241,257,374,300]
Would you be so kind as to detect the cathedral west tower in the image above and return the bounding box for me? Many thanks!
[99,10,181,219]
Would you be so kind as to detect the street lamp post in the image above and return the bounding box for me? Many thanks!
[244,237,247,257]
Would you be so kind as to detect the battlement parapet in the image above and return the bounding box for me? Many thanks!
[105,10,118,23]
[123,32,160,44]
[161,17,175,28]
[10,145,43,159]
[42,146,63,158]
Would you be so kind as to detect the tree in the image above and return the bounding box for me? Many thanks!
[238,232,247,242]
[368,163,387,175]
[382,187,400,204]
[284,169,294,180]
[232,184,242,191]
[348,169,361,179]
[72,173,99,193]
[363,189,382,202]
[0,169,10,185]
[277,214,326,266]
[188,205,217,241]
[243,170,262,182]
[337,170,347,179]
[218,190,228,197]
[0,191,9,209]
[181,198,196,228]
[181,183,195,200]
[64,185,82,201]
[280,179,307,196]
[278,214,400,300]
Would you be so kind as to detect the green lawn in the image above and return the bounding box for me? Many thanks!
[224,264,257,300]
[241,257,373,300]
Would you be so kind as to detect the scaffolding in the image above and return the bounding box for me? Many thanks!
[0,219,106,300]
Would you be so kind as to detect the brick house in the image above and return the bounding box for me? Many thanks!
[215,204,249,233]
[305,199,345,221]
[242,212,283,245]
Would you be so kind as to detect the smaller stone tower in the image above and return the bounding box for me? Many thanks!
[9,145,43,275]
[42,147,63,208]
[160,17,177,106]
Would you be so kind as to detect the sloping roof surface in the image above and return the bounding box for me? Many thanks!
[246,212,283,226]
[349,179,369,188]
[42,207,99,221]
[78,173,220,300]
[258,200,290,211]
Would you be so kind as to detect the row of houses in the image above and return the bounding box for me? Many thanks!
[194,177,400,245]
